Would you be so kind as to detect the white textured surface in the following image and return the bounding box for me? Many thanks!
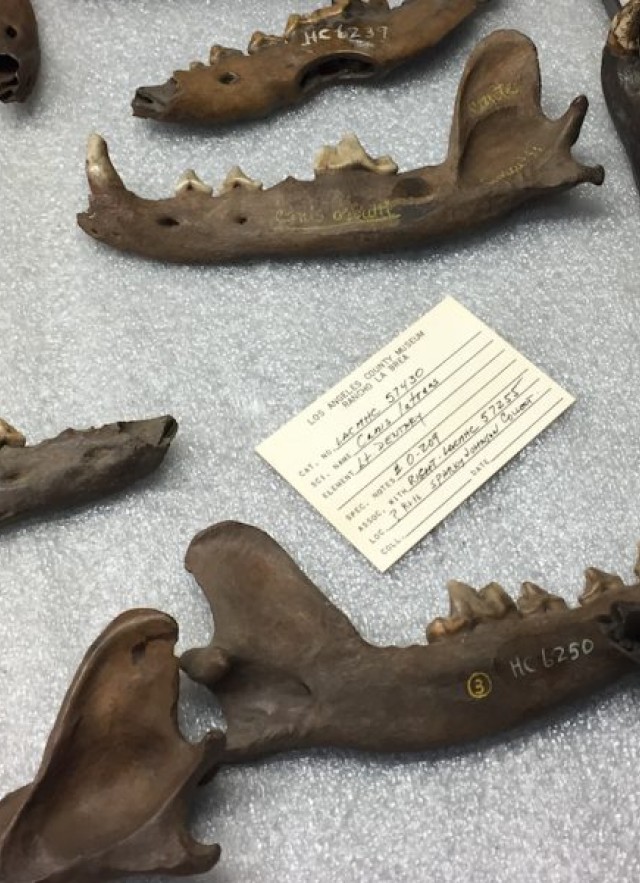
[1,1,639,881]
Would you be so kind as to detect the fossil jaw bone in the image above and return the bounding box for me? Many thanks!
[0,415,177,527]
[131,0,489,125]
[0,610,224,882]
[181,522,640,762]
[602,0,640,193]
[82,31,604,266]
[0,0,40,103]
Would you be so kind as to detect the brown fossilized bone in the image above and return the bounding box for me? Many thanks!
[79,31,604,265]
[601,0,640,193]
[0,609,224,882]
[0,415,177,526]
[181,522,640,762]
[132,0,489,125]
[0,0,40,102]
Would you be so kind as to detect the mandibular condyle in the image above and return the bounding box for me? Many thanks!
[181,522,640,763]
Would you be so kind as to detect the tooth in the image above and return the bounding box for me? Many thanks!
[314,133,398,176]
[0,418,26,448]
[635,543,640,582]
[209,45,244,65]
[219,166,263,194]
[518,582,568,616]
[189,61,207,70]
[86,134,125,195]
[477,582,517,618]
[248,31,281,53]
[175,170,213,196]
[284,14,302,38]
[426,615,470,644]
[446,581,489,621]
[580,568,625,605]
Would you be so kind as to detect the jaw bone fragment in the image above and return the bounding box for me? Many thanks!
[601,0,640,193]
[0,415,177,527]
[0,0,39,103]
[80,31,604,266]
[131,0,490,126]
[0,610,224,882]
[181,522,640,763]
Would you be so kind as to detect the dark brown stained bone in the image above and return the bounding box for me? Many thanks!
[132,0,489,125]
[181,522,640,763]
[0,415,177,526]
[0,609,224,882]
[0,0,39,102]
[601,0,640,192]
[80,31,604,266]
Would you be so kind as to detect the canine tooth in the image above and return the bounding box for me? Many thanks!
[86,134,125,195]
[175,170,213,196]
[219,166,263,194]
[518,582,568,616]
[248,31,281,53]
[580,568,625,605]
[0,418,26,448]
[209,45,243,65]
[314,133,398,175]
[478,582,517,618]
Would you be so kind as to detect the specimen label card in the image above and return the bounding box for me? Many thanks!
[258,297,574,571]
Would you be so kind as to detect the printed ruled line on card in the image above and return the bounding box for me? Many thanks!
[257,297,575,572]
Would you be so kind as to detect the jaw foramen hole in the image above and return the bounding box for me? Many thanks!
[299,56,376,92]
[157,216,180,227]
[219,72,239,85]
[5,26,17,39]
[0,55,19,74]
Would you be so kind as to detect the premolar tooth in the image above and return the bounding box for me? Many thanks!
[478,582,517,618]
[314,133,398,176]
[175,170,213,196]
[426,615,470,644]
[447,581,487,620]
[209,45,243,65]
[284,14,303,37]
[189,61,207,70]
[0,418,26,448]
[219,166,263,194]
[248,31,281,53]
[580,568,625,605]
[518,582,568,616]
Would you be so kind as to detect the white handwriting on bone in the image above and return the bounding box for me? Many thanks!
[300,25,389,46]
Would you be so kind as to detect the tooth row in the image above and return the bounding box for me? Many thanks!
[0,418,26,448]
[426,558,637,644]
[174,167,262,198]
[314,133,398,175]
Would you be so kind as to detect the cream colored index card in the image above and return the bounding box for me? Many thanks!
[257,297,575,572]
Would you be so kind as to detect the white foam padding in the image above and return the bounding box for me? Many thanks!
[1,1,640,880]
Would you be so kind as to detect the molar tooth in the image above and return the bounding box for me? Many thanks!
[0,418,26,448]
[580,568,625,605]
[219,166,263,194]
[517,582,568,616]
[314,133,398,176]
[209,45,244,65]
[175,170,213,196]
[248,31,281,53]
[477,582,517,618]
